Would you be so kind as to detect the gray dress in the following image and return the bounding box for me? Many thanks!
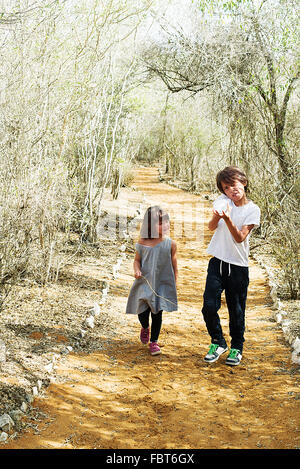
[126,237,178,315]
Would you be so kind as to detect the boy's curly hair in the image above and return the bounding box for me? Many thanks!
[216,166,248,193]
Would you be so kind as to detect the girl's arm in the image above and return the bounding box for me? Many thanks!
[133,251,142,278]
[171,241,178,283]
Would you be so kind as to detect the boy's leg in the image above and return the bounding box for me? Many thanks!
[224,264,249,354]
[202,257,227,349]
[150,310,162,343]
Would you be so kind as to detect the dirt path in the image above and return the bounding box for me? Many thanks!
[5,167,299,450]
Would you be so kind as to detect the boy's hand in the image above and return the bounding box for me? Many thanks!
[209,210,222,230]
[219,202,232,220]
[213,209,222,218]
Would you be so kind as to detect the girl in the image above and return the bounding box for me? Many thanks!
[126,206,178,356]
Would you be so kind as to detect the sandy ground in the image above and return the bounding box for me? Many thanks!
[3,167,299,450]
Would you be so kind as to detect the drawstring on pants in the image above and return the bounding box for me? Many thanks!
[220,260,231,277]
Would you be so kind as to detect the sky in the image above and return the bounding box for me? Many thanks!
[145,0,197,39]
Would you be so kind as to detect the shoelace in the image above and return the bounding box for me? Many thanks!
[228,349,240,358]
[208,344,219,354]
[150,342,160,350]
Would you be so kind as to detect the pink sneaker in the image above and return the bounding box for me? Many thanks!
[140,327,149,344]
[149,342,161,356]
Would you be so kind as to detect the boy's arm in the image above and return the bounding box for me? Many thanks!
[221,211,254,242]
[209,202,255,242]
[225,220,254,243]
[208,201,230,231]
[171,240,178,283]
[133,251,142,278]
[208,211,222,231]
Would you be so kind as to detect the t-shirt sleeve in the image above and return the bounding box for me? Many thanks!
[243,204,260,229]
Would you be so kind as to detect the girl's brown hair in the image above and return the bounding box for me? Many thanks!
[216,166,248,193]
[140,206,169,239]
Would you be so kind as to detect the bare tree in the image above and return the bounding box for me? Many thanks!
[142,0,299,192]
[0,0,154,308]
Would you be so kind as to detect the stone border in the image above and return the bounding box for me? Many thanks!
[0,195,149,443]
[251,251,300,365]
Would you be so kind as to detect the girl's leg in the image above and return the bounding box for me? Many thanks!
[224,265,249,353]
[201,257,227,348]
[138,308,151,344]
[138,307,151,329]
[150,310,162,343]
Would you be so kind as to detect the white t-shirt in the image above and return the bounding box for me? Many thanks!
[207,194,260,267]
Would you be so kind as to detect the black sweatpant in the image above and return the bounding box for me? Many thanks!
[202,257,249,352]
[138,307,162,343]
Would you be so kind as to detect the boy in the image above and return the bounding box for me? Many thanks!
[202,166,260,366]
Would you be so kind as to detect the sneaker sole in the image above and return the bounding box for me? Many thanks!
[204,355,219,363]
[150,350,161,356]
[225,360,241,366]
[204,347,228,363]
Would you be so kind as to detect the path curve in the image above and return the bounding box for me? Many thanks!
[5,167,299,449]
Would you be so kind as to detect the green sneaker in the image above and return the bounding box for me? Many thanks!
[225,348,242,366]
[204,343,228,363]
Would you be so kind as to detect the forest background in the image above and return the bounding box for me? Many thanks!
[0,0,299,313]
